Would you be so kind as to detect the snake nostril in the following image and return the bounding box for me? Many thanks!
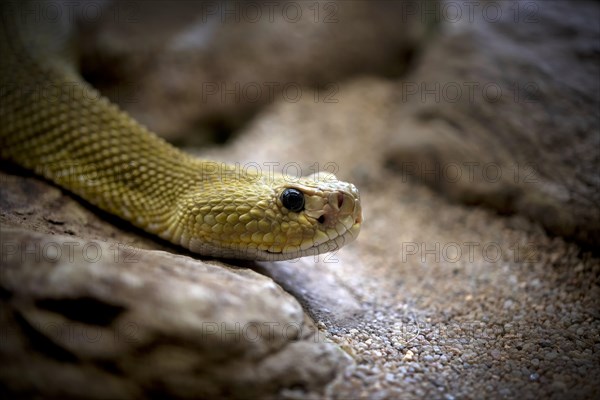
[337,193,344,209]
[317,215,326,224]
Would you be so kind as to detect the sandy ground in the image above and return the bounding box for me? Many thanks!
[197,78,600,399]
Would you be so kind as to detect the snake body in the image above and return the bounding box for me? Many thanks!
[0,2,362,260]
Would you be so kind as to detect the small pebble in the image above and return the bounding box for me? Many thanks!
[529,373,540,382]
[490,349,501,360]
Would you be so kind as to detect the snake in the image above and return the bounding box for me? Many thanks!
[0,1,362,261]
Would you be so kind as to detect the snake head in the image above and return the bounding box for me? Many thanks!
[182,168,362,261]
[270,171,363,260]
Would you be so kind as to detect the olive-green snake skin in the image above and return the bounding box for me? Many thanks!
[0,2,362,260]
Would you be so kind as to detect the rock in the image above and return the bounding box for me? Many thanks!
[383,0,600,247]
[0,225,350,399]
[77,0,433,141]
[253,258,364,326]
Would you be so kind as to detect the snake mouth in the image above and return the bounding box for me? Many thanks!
[311,189,362,251]
[314,189,362,229]
[261,221,361,260]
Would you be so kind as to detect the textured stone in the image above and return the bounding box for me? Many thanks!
[382,0,600,247]
[78,0,432,141]
[0,225,349,399]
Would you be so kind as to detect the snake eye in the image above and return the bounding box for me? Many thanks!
[281,188,305,212]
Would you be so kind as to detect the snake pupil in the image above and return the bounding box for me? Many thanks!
[281,188,305,212]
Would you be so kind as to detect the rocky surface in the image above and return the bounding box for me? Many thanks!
[78,0,431,142]
[382,0,600,248]
[2,0,600,399]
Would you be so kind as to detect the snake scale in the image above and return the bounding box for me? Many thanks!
[0,1,362,260]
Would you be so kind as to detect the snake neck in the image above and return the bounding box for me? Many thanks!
[1,2,201,229]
